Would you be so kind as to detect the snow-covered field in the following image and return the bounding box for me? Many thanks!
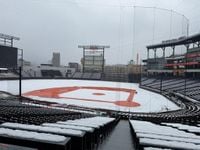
[0,79,180,113]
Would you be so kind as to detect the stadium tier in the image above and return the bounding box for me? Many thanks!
[144,33,200,78]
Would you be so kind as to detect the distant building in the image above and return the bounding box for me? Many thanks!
[18,59,31,67]
[68,62,80,72]
[52,52,60,67]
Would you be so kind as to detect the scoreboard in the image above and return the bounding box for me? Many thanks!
[0,45,18,68]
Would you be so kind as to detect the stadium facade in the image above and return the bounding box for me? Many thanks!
[144,33,200,78]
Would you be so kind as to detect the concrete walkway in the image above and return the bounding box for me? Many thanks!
[97,120,136,150]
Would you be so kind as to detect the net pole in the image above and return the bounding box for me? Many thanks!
[19,66,22,98]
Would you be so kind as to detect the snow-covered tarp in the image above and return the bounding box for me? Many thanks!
[0,80,180,113]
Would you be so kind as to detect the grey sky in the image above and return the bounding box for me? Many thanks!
[0,0,199,65]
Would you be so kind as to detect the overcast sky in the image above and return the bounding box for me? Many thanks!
[0,0,200,65]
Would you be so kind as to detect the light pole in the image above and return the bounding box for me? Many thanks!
[18,49,23,98]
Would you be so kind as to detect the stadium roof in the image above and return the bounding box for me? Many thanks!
[147,33,200,49]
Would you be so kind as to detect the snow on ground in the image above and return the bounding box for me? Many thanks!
[0,79,180,113]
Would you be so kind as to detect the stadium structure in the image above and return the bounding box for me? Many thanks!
[0,7,200,150]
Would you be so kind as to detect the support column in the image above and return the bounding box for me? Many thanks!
[147,49,150,60]
[154,48,156,59]
[83,48,85,73]
[184,44,190,97]
[11,38,13,47]
[102,48,105,73]
[172,46,175,57]
[147,49,150,71]
[19,66,22,99]
[185,44,190,52]
[162,47,166,58]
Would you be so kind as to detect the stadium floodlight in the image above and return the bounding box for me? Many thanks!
[0,33,20,41]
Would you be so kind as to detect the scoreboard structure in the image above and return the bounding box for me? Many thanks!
[78,45,110,73]
[0,33,20,68]
[0,45,18,68]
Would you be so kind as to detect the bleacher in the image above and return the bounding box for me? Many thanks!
[141,77,200,101]
[0,92,118,150]
[129,119,200,150]
[0,98,91,125]
[0,68,18,79]
[82,73,92,79]
[41,70,63,78]
[72,72,83,79]
[71,72,102,80]
[90,73,102,80]
[102,73,128,82]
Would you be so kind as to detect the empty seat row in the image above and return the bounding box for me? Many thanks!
[141,77,200,102]
[41,70,63,78]
[0,116,117,150]
[0,97,94,125]
[0,127,71,150]
[71,72,102,80]
[129,119,200,150]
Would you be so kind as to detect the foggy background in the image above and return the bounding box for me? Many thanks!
[0,0,199,65]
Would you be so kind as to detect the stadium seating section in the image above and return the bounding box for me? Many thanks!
[41,70,63,78]
[0,92,118,150]
[141,77,200,101]
[71,72,102,80]
[1,77,200,149]
[129,119,200,149]
[0,69,18,79]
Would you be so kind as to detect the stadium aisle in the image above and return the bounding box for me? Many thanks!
[97,120,136,150]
